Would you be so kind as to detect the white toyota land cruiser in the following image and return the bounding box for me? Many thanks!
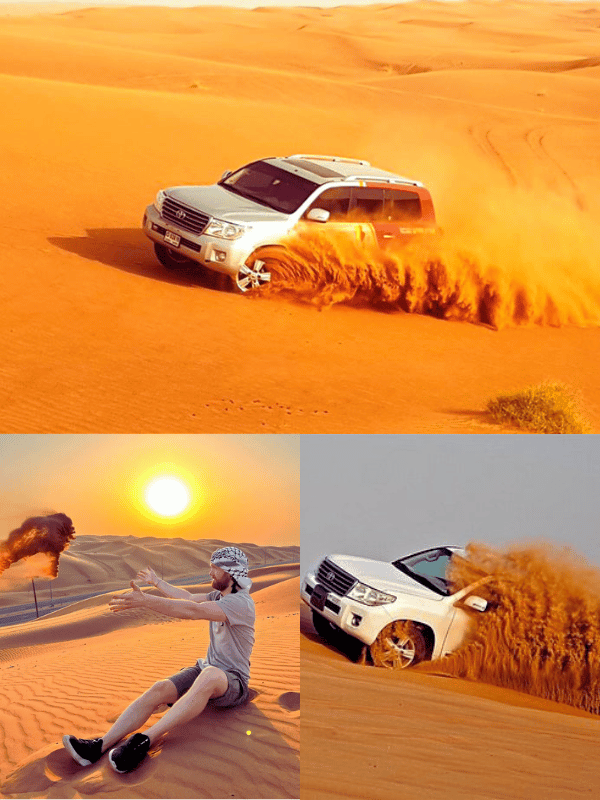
[142,154,436,293]
[301,546,488,668]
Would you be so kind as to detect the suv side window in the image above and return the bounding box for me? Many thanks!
[307,187,352,220]
[384,188,422,221]
[350,187,384,220]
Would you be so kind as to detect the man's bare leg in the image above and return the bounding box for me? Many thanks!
[142,666,228,745]
[100,680,178,751]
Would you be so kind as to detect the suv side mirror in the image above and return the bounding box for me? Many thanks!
[221,170,232,181]
[306,208,330,223]
[463,595,487,612]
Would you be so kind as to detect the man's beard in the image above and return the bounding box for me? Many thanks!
[212,574,231,592]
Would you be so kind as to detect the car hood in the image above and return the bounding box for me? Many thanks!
[328,554,444,601]
[165,184,288,223]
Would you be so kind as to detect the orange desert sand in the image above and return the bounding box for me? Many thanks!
[0,542,300,799]
[301,602,600,800]
[1,1,600,433]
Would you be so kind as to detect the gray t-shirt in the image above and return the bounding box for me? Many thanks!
[197,589,255,685]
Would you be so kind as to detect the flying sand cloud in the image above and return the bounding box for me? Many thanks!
[0,513,75,579]
[430,542,600,713]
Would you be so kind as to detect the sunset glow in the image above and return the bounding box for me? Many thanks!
[133,462,203,526]
[144,476,191,518]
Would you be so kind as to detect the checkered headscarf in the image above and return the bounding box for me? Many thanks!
[211,547,252,590]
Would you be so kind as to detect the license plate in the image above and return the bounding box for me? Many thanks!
[164,231,181,247]
[310,584,328,612]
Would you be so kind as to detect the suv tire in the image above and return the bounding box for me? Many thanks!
[233,246,291,293]
[370,621,428,669]
[311,610,338,642]
[154,242,195,270]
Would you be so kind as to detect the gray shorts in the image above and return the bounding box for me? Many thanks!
[167,664,249,709]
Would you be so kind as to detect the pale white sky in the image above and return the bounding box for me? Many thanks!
[301,435,600,574]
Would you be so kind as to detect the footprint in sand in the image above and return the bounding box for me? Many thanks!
[277,691,300,712]
[72,750,161,794]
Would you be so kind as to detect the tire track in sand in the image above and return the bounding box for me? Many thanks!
[468,124,518,186]
[525,126,587,210]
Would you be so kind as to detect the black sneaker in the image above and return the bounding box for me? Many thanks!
[62,735,104,766]
[108,733,151,774]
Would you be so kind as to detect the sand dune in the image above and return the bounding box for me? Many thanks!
[300,602,600,800]
[1,1,600,433]
[0,570,300,799]
[0,534,299,606]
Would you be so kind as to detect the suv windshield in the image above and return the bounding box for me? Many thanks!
[220,161,319,214]
[392,548,454,596]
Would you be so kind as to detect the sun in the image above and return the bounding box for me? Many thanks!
[144,475,191,518]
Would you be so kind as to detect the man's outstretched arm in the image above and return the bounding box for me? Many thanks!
[109,582,226,621]
[137,568,210,603]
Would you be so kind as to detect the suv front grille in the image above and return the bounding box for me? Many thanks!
[162,198,210,235]
[316,558,355,596]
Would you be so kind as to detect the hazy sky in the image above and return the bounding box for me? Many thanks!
[0,434,299,545]
[301,435,600,574]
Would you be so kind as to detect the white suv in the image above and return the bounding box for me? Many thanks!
[142,154,437,293]
[301,546,488,668]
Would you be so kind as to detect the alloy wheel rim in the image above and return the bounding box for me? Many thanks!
[236,259,272,292]
[385,634,415,667]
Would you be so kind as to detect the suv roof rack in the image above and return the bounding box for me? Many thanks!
[285,154,371,166]
[345,174,423,187]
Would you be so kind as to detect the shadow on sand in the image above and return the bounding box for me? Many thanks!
[300,603,365,664]
[48,228,230,293]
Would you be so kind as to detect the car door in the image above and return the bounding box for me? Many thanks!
[346,186,383,247]
[303,187,363,241]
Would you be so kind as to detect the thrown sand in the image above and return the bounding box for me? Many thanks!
[1,2,600,433]
[0,568,300,799]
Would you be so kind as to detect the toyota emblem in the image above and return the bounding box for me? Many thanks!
[175,209,186,219]
[326,571,335,583]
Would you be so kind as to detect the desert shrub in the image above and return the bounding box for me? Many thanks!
[487,382,590,434]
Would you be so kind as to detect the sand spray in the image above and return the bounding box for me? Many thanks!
[260,186,600,328]
[429,542,600,713]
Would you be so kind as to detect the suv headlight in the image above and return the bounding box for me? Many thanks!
[205,219,248,240]
[154,189,167,214]
[348,582,396,606]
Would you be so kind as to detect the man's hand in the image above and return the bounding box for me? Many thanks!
[137,567,159,586]
[109,581,147,613]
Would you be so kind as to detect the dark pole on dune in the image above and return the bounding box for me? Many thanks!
[31,578,39,618]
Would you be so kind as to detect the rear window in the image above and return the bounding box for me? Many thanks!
[384,189,422,221]
[352,188,384,219]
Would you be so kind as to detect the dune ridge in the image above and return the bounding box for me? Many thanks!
[0,534,299,610]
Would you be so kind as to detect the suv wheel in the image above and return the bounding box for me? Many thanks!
[233,247,290,293]
[311,610,338,642]
[154,242,194,270]
[370,621,428,669]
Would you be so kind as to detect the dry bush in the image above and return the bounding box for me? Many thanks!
[487,382,590,434]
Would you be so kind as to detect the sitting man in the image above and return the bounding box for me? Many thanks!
[63,546,255,774]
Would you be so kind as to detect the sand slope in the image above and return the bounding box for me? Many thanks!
[300,602,600,800]
[1,1,600,433]
[0,571,300,799]
[0,535,300,606]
